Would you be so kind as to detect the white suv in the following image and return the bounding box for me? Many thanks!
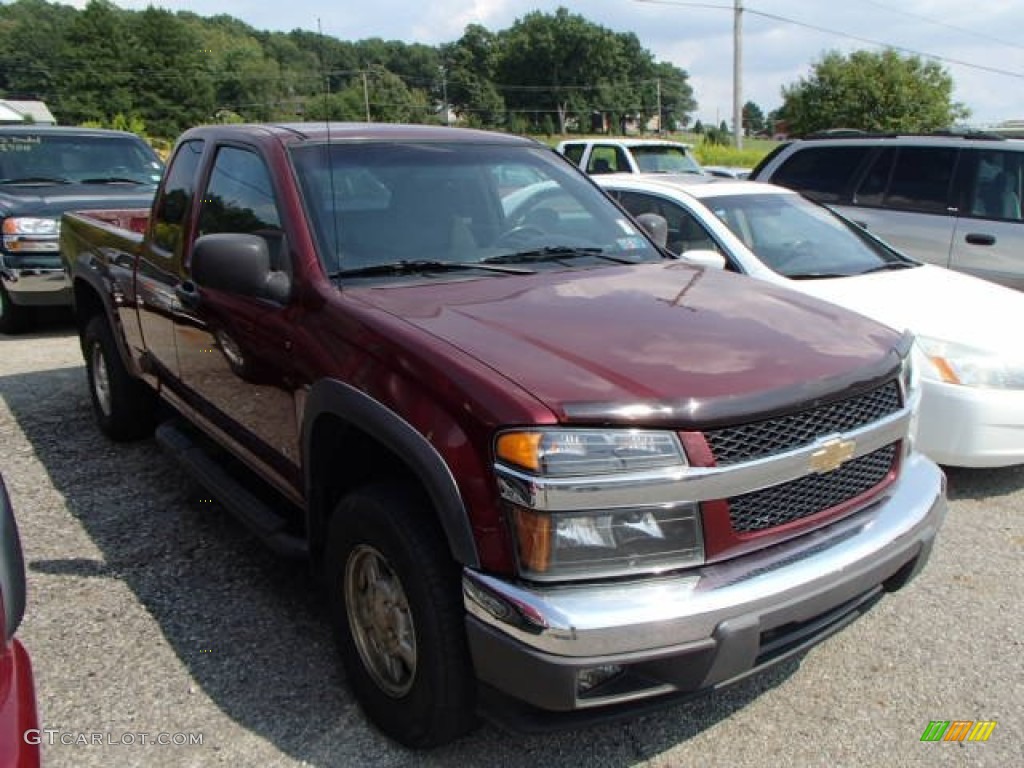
[557,138,704,176]
[750,133,1024,289]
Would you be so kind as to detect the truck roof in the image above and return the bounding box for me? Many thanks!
[177,122,545,146]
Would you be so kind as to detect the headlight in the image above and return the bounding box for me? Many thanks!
[495,428,685,475]
[916,335,1024,390]
[495,428,703,580]
[2,217,60,252]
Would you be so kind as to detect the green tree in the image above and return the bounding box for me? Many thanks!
[780,49,969,135]
[0,0,76,101]
[442,25,505,128]
[497,7,647,134]
[742,100,765,135]
[652,61,697,131]
[54,0,137,124]
[128,8,216,135]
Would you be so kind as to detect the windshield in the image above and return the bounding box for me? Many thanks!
[631,145,702,174]
[289,142,662,279]
[703,192,915,277]
[0,133,163,185]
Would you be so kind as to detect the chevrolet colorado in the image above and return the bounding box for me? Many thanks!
[61,123,946,747]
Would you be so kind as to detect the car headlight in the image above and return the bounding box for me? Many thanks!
[496,428,685,475]
[495,428,704,580]
[2,217,61,252]
[916,335,1024,389]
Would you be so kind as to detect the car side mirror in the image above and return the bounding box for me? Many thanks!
[634,213,669,248]
[191,233,291,304]
[679,248,726,270]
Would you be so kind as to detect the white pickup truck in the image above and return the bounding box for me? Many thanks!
[556,137,705,176]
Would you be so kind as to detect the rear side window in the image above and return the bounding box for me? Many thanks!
[966,149,1024,221]
[877,147,957,214]
[769,146,871,203]
[151,139,204,256]
[587,144,629,174]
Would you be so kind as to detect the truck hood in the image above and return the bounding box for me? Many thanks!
[794,263,1024,355]
[350,262,904,427]
[0,183,157,218]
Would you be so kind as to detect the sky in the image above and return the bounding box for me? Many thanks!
[62,0,1024,126]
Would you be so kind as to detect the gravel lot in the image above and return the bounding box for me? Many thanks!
[2,316,1021,767]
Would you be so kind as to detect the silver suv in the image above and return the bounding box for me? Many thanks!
[750,133,1024,289]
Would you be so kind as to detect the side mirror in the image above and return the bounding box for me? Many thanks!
[679,248,727,270]
[634,213,669,248]
[191,233,291,304]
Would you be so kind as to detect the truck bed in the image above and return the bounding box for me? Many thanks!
[68,208,151,236]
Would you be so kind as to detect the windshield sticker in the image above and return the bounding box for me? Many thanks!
[0,136,42,152]
[617,236,648,251]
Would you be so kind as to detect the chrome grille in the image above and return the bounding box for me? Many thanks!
[704,381,901,466]
[727,444,897,534]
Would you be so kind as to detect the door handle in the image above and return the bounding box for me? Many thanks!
[174,281,201,310]
[965,233,996,246]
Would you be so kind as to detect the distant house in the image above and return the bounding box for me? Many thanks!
[0,100,57,125]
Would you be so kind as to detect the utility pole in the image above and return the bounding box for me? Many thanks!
[362,71,371,122]
[733,0,743,148]
[440,66,450,126]
[656,78,663,134]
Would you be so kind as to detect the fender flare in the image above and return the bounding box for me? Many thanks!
[302,378,480,568]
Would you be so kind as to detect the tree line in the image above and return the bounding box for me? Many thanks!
[0,0,697,139]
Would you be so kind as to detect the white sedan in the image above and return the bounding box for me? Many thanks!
[597,173,1024,467]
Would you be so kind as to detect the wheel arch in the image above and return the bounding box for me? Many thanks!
[303,379,480,570]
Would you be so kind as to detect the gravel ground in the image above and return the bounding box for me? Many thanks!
[1,316,1021,767]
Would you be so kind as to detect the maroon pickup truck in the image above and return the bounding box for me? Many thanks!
[61,123,946,747]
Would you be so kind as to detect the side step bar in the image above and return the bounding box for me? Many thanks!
[156,421,308,558]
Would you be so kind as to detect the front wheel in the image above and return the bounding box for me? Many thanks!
[83,315,157,440]
[325,484,477,748]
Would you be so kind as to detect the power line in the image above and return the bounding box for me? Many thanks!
[859,0,1024,53]
[635,0,1024,80]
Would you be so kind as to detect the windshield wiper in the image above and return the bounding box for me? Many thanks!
[79,176,147,185]
[786,272,851,280]
[483,246,634,265]
[0,176,72,185]
[329,259,534,279]
[859,261,918,275]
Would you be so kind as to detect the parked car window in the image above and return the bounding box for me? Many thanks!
[769,146,871,203]
[613,189,727,261]
[197,145,287,270]
[561,143,585,167]
[707,193,906,277]
[630,145,702,174]
[587,145,629,174]
[852,148,895,207]
[967,149,1024,221]
[151,139,204,256]
[879,147,957,214]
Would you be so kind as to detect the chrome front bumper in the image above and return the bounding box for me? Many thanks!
[464,452,946,712]
[0,266,70,306]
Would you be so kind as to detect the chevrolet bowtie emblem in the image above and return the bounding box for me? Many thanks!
[809,437,857,474]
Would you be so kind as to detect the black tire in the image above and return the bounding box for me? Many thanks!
[83,315,157,441]
[0,282,29,335]
[325,484,477,748]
